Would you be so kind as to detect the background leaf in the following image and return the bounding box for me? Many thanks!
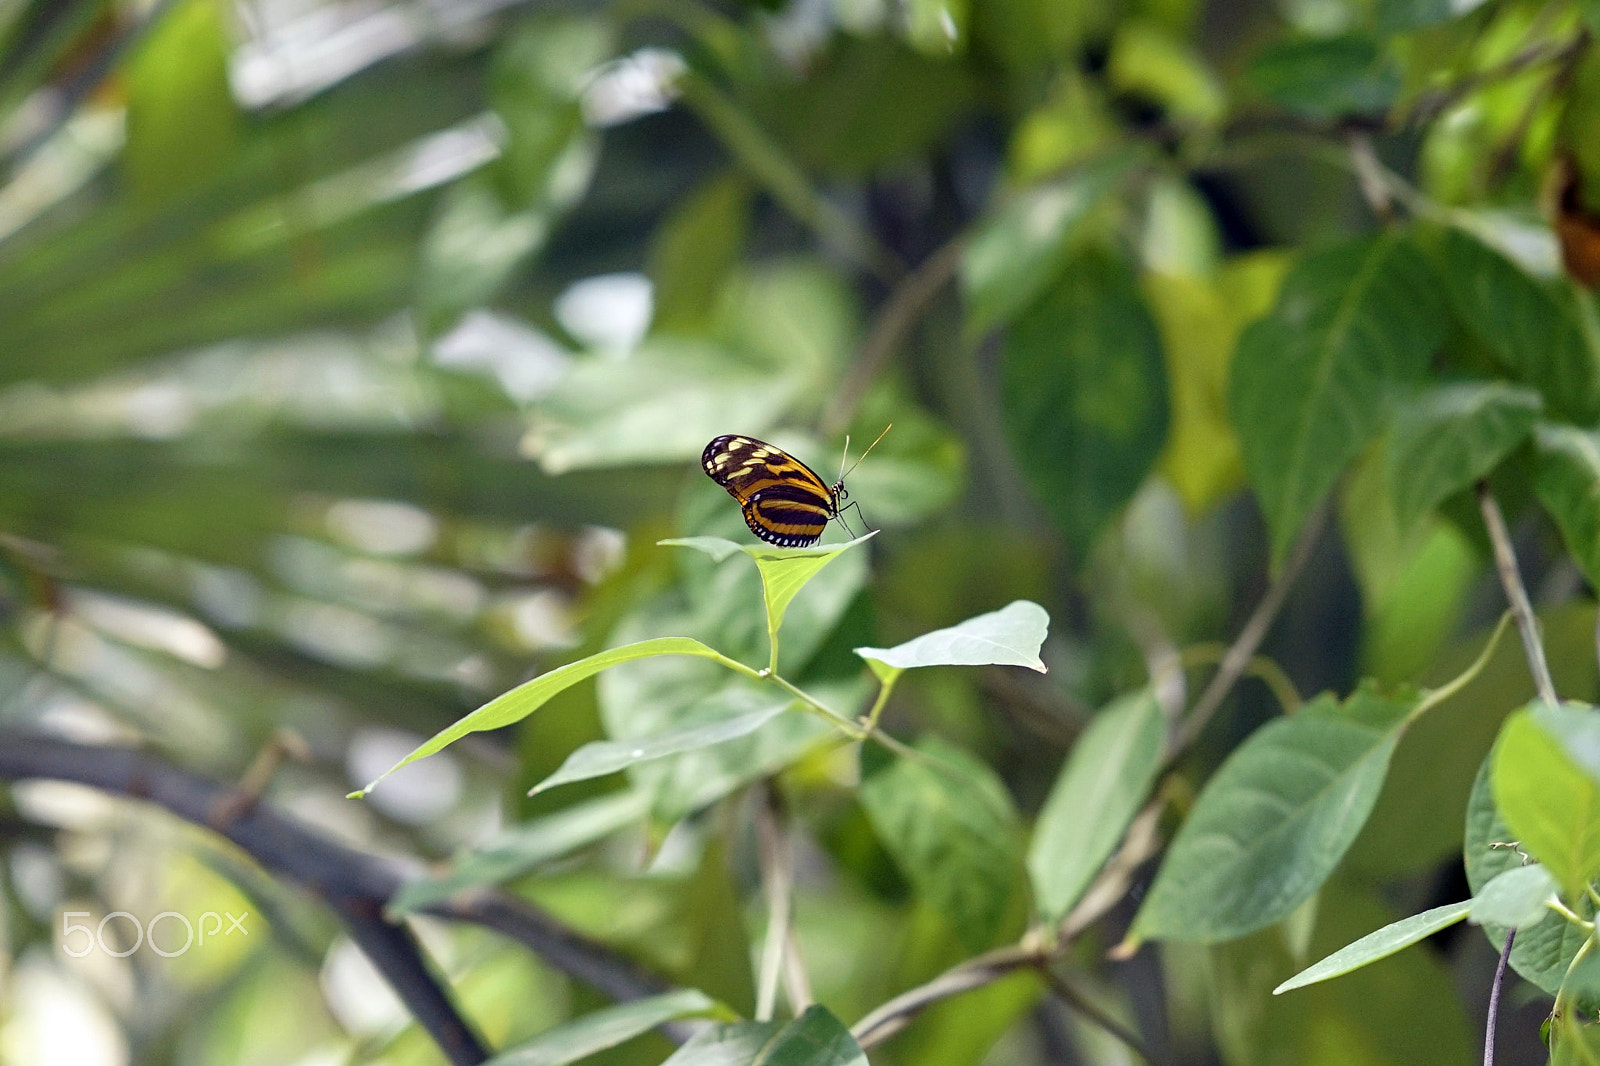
[1385,381,1542,533]
[1469,864,1556,929]
[1028,689,1164,923]
[860,736,1023,952]
[1000,250,1169,558]
[1230,232,1446,564]
[1132,689,1411,942]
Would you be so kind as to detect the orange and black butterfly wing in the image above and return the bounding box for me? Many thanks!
[702,435,836,547]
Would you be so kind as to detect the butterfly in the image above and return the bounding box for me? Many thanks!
[701,426,891,548]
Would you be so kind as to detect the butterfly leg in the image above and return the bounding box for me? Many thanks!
[841,499,874,535]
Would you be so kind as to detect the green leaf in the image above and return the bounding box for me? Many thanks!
[660,1020,779,1066]
[1385,382,1542,534]
[1492,703,1600,900]
[390,791,649,914]
[485,989,727,1066]
[961,158,1127,336]
[525,339,801,474]
[650,173,752,334]
[1376,0,1465,33]
[1534,423,1600,588]
[860,736,1022,952]
[1001,250,1169,557]
[1230,232,1446,565]
[1469,864,1556,929]
[349,637,729,796]
[1131,688,1412,942]
[1464,753,1594,995]
[125,0,239,200]
[660,1005,866,1066]
[854,599,1048,672]
[1272,899,1473,995]
[1027,689,1165,923]
[662,532,877,666]
[1434,228,1600,423]
[1245,35,1400,120]
[528,702,789,795]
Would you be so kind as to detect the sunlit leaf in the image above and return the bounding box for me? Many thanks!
[1492,702,1600,900]
[1464,754,1592,995]
[350,637,730,796]
[1028,688,1164,923]
[855,599,1048,672]
[663,532,877,646]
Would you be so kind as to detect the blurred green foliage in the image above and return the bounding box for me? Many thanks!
[9,0,1600,1064]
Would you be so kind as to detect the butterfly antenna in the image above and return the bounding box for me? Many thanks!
[838,435,850,484]
[840,423,892,481]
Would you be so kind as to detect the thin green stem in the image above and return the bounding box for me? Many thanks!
[1547,897,1593,930]
[1412,611,1515,722]
[707,651,855,731]
[862,674,898,733]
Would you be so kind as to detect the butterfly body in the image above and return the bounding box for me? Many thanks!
[701,434,845,548]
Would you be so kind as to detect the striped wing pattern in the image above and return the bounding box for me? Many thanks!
[701,434,838,547]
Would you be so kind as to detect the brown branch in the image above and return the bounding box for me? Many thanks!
[1037,968,1160,1066]
[821,232,968,437]
[0,733,681,1061]
[1477,482,1559,705]
[851,797,1166,1048]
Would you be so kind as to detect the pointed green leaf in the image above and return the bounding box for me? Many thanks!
[350,638,728,797]
[1434,227,1600,423]
[663,531,877,636]
[1028,689,1164,922]
[1001,251,1169,557]
[1469,864,1555,929]
[1386,382,1542,533]
[1492,703,1600,900]
[389,791,649,914]
[1231,232,1446,565]
[486,990,727,1066]
[529,702,788,795]
[860,736,1022,951]
[1534,423,1600,588]
[1132,689,1412,942]
[855,600,1049,672]
[1273,899,1472,994]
